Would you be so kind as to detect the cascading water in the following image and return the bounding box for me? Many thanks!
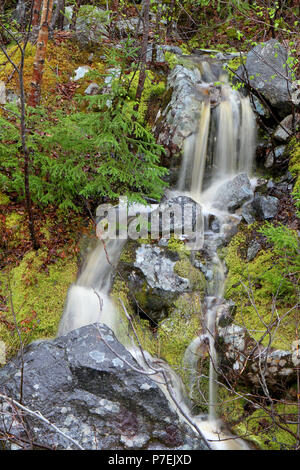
[58,58,256,450]
[178,70,256,194]
[178,59,257,445]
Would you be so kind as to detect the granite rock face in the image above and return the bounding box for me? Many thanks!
[213,173,254,213]
[155,64,218,155]
[0,324,208,450]
[241,39,299,117]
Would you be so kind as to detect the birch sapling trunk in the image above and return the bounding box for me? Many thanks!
[31,0,42,38]
[28,0,54,107]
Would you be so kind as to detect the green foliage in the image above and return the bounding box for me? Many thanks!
[127,69,166,122]
[224,225,298,349]
[226,55,245,90]
[258,222,300,297]
[233,403,298,450]
[0,40,168,211]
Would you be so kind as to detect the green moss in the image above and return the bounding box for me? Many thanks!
[158,292,202,370]
[119,241,137,264]
[167,236,189,256]
[165,52,195,71]
[0,192,10,205]
[111,277,159,356]
[218,389,246,424]
[0,40,95,107]
[233,403,298,450]
[224,226,298,350]
[111,274,203,386]
[0,249,77,358]
[174,256,206,293]
[5,212,23,230]
[127,70,166,122]
[227,55,246,89]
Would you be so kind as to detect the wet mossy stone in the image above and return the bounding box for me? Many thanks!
[115,242,203,324]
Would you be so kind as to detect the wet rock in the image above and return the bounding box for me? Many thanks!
[84,83,100,95]
[252,194,279,220]
[251,95,270,118]
[247,240,261,261]
[264,145,286,168]
[158,192,204,242]
[274,114,300,142]
[241,39,297,117]
[155,64,205,153]
[216,301,237,328]
[242,201,256,225]
[0,324,207,450]
[115,242,189,323]
[134,245,190,293]
[213,173,254,213]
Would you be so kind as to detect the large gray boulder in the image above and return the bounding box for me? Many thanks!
[217,324,300,392]
[0,324,208,450]
[64,6,108,47]
[155,63,221,155]
[241,39,298,117]
[156,65,204,153]
[213,173,254,213]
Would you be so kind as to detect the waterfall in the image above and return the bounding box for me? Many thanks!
[176,61,256,441]
[58,239,128,344]
[178,75,256,195]
[178,102,211,194]
[58,60,256,450]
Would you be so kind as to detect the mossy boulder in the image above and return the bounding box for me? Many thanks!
[114,240,206,325]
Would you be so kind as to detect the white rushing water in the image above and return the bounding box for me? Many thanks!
[58,60,256,450]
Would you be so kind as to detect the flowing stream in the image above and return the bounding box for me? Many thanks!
[58,59,256,450]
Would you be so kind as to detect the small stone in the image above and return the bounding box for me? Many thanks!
[84,83,100,96]
[72,66,91,82]
[247,240,261,261]
[274,114,300,142]
[242,202,256,224]
[252,194,279,220]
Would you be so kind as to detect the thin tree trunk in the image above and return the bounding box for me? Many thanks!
[135,0,150,105]
[32,0,42,27]
[51,0,65,31]
[28,0,54,107]
[166,0,175,38]
[70,0,81,31]
[31,0,42,38]
[152,0,162,64]
[57,0,65,30]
